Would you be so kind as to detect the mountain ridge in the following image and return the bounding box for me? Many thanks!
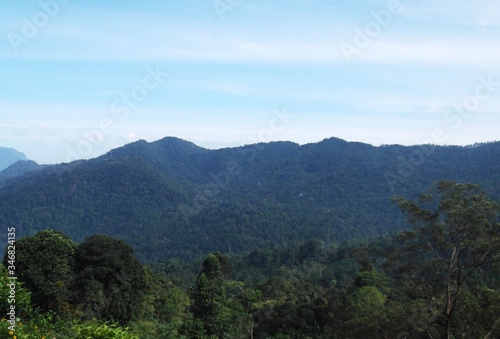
[0,147,29,171]
[1,137,499,262]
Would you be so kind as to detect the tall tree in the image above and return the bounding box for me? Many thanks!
[3,230,76,316]
[73,234,147,324]
[394,180,500,338]
[185,253,246,338]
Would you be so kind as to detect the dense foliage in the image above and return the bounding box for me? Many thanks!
[1,138,499,262]
[2,181,499,338]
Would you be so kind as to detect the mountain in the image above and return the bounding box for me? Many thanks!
[0,160,41,187]
[0,147,28,171]
[0,137,499,262]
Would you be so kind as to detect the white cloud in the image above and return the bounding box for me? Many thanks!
[362,37,500,67]
[125,131,139,142]
[401,0,500,27]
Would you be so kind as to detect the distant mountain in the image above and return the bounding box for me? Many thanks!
[0,147,28,171]
[0,160,41,187]
[0,137,499,262]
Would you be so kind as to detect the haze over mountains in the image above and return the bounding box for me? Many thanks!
[0,147,29,171]
[1,137,499,262]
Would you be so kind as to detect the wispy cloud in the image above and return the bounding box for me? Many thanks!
[401,0,500,28]
[363,37,500,67]
[1,1,499,163]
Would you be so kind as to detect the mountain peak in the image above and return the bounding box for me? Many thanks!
[153,137,207,153]
[0,160,40,187]
[0,147,28,171]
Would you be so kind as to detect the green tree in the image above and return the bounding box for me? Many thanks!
[185,253,245,338]
[0,264,32,321]
[189,253,227,337]
[3,230,76,316]
[394,180,500,338]
[74,235,147,324]
[135,269,190,338]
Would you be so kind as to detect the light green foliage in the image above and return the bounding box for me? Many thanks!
[0,265,32,317]
[340,268,392,337]
[353,285,387,307]
[137,269,190,338]
[71,320,139,339]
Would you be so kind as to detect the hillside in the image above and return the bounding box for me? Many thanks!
[0,147,28,171]
[1,137,499,262]
[0,160,41,187]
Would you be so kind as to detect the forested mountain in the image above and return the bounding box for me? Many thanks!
[3,181,500,338]
[1,137,499,262]
[0,160,41,187]
[0,147,28,171]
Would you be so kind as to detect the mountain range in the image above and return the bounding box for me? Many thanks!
[1,137,499,262]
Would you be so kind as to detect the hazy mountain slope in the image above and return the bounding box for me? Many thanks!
[0,147,28,171]
[0,160,41,187]
[0,137,499,262]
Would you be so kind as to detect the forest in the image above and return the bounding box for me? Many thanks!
[1,138,500,263]
[2,180,499,338]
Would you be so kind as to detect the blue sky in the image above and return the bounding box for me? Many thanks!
[1,0,499,164]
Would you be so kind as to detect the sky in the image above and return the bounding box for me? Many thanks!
[1,0,499,164]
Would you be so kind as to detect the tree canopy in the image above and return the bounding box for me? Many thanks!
[1,180,499,338]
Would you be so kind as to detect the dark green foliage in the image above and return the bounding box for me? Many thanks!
[2,230,76,315]
[1,138,499,262]
[74,235,148,324]
[0,160,40,187]
[2,180,500,338]
[184,253,237,338]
